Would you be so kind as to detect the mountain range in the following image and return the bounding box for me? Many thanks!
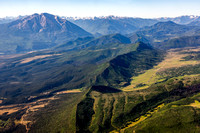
[157,15,200,24]
[2,13,200,133]
[67,15,200,35]
[0,13,91,54]
[1,13,200,54]
[68,16,158,35]
[129,21,200,45]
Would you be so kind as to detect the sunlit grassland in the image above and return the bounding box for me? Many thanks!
[188,100,200,108]
[123,48,200,91]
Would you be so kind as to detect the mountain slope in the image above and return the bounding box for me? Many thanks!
[95,42,163,88]
[0,13,92,54]
[55,36,95,51]
[158,35,200,49]
[188,20,200,26]
[80,33,131,49]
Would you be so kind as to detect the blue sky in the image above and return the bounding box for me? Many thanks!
[0,0,200,18]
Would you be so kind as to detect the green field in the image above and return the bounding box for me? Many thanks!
[123,48,200,91]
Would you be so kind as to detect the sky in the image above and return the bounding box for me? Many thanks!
[0,0,200,18]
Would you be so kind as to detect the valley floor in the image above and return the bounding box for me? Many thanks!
[123,47,200,91]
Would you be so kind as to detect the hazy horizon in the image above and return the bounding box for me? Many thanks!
[0,0,200,18]
[1,12,200,20]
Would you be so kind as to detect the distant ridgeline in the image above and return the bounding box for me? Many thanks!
[1,13,200,54]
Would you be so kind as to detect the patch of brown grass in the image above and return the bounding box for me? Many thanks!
[0,106,21,115]
[20,54,61,64]
[55,89,81,95]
